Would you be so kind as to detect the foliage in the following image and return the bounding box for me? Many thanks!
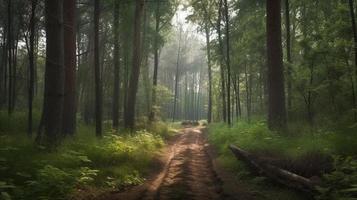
[316,156,357,200]
[0,121,165,199]
[208,121,357,199]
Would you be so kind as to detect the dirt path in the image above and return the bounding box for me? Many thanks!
[140,127,223,200]
[95,127,240,200]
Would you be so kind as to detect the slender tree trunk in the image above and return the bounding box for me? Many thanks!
[172,28,182,122]
[28,0,37,137]
[112,0,120,129]
[62,0,77,135]
[39,0,65,145]
[223,0,231,126]
[217,0,227,122]
[266,0,287,130]
[204,20,213,123]
[149,0,160,121]
[7,0,13,115]
[245,63,251,122]
[285,0,292,113]
[94,0,102,137]
[233,73,241,119]
[1,29,7,107]
[349,0,357,121]
[124,0,145,129]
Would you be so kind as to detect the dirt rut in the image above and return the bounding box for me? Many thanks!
[141,127,223,200]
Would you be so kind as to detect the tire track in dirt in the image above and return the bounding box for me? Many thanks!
[141,127,223,200]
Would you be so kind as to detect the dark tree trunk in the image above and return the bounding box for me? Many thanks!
[223,0,231,126]
[266,0,287,130]
[62,0,77,135]
[349,0,357,121]
[124,0,145,129]
[39,0,65,145]
[217,0,227,122]
[7,0,13,115]
[94,0,102,137]
[205,19,213,123]
[149,0,160,121]
[245,63,251,123]
[28,0,37,137]
[285,0,292,113]
[172,28,182,122]
[112,0,120,129]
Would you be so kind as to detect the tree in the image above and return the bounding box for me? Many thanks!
[38,0,65,145]
[149,0,161,122]
[112,0,120,129]
[285,0,292,112]
[266,0,287,130]
[223,0,231,125]
[27,0,37,137]
[62,0,77,135]
[348,0,357,121]
[94,0,102,137]
[7,0,13,115]
[124,0,145,129]
[172,27,182,122]
[217,0,227,123]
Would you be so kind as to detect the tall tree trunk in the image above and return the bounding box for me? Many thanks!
[349,0,357,121]
[266,0,287,130]
[39,0,65,145]
[94,0,102,137]
[233,73,241,119]
[223,0,231,126]
[124,0,145,129]
[285,0,292,113]
[7,0,13,115]
[217,0,227,122]
[62,0,77,135]
[172,28,182,122]
[204,19,213,123]
[149,0,160,121]
[112,0,120,129]
[28,0,37,137]
[244,63,251,122]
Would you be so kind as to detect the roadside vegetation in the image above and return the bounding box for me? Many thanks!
[0,111,170,200]
[208,121,357,200]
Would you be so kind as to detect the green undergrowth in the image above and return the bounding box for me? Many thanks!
[0,112,170,200]
[208,121,357,200]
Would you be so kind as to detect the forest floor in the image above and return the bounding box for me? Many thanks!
[95,126,252,200]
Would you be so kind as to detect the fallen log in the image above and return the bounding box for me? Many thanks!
[229,145,317,193]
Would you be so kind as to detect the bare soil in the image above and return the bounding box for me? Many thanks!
[94,127,251,200]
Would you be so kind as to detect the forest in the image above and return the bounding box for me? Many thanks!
[0,0,356,199]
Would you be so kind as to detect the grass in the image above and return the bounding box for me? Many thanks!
[0,111,169,200]
[208,120,357,200]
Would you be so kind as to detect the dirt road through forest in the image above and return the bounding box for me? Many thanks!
[104,126,227,200]
[141,127,223,200]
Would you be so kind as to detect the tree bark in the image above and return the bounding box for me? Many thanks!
[285,0,292,113]
[266,0,287,130]
[223,0,231,126]
[149,0,160,121]
[217,0,227,122]
[94,0,102,137]
[112,0,120,129]
[172,28,182,122]
[40,0,65,145]
[205,19,213,123]
[124,0,145,129]
[28,0,37,137]
[349,0,357,121]
[7,0,13,115]
[62,0,77,135]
